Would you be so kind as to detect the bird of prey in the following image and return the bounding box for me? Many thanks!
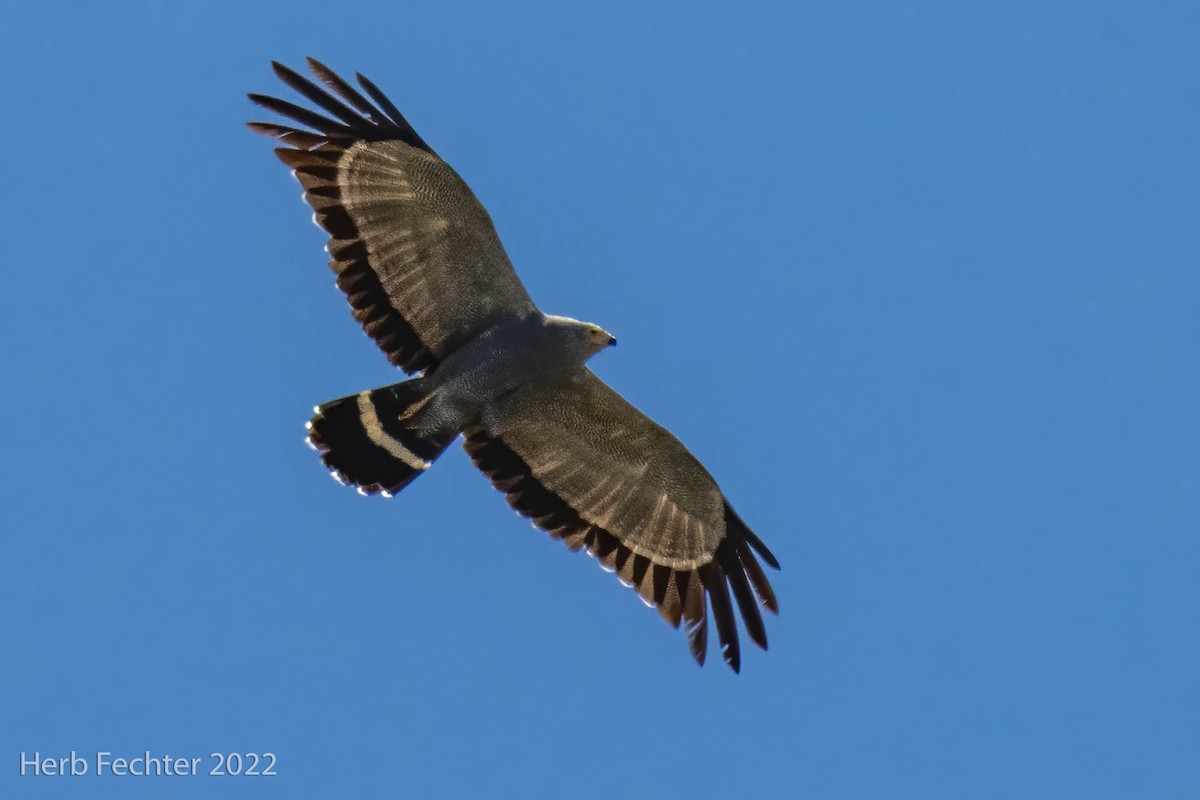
[248,59,779,671]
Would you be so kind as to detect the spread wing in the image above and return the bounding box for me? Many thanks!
[464,370,780,671]
[249,59,537,373]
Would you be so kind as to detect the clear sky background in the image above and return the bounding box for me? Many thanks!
[3,2,1197,798]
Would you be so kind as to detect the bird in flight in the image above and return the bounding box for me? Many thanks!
[248,59,779,671]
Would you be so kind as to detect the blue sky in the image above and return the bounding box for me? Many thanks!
[4,1,1197,797]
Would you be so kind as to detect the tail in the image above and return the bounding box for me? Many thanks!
[305,378,460,496]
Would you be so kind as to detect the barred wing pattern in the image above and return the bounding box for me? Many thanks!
[249,59,536,373]
[251,60,781,671]
[466,371,779,671]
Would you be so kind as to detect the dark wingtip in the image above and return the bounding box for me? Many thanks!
[718,542,769,652]
[738,540,780,615]
[747,533,781,571]
[722,638,742,673]
[270,61,309,94]
[352,70,433,153]
[253,59,436,154]
[725,504,781,570]
[699,562,742,673]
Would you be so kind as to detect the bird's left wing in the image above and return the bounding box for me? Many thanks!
[249,59,537,374]
[464,370,779,671]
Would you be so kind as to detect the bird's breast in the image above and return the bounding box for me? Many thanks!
[435,318,581,411]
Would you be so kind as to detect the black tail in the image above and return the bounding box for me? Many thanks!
[305,378,459,496]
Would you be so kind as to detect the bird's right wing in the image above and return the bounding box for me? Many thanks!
[249,59,537,374]
[465,369,779,671]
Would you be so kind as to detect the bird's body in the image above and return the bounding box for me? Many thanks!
[250,59,780,671]
[380,314,613,446]
[434,314,614,415]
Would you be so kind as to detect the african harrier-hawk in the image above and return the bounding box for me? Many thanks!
[249,59,779,671]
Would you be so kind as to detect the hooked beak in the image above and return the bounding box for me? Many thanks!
[607,335,617,347]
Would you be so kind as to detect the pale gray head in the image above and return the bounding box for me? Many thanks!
[544,314,617,360]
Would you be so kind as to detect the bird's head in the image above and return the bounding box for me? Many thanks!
[582,323,618,354]
[545,315,617,359]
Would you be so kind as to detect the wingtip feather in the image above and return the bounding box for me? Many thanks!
[717,543,768,651]
[699,562,742,672]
